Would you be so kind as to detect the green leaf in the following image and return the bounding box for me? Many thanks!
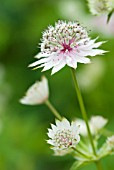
[70,160,90,170]
[107,10,114,23]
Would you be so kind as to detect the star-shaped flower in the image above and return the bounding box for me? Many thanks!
[47,118,80,154]
[29,20,106,74]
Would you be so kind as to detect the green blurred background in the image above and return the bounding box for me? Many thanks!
[0,0,114,169]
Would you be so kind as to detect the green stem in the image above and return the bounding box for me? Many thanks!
[71,68,97,156]
[95,161,103,170]
[45,100,62,120]
[72,147,91,159]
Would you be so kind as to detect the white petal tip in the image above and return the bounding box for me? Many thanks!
[19,99,26,105]
[28,64,33,67]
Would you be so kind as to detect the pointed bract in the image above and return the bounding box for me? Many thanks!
[106,135,114,150]
[20,76,49,105]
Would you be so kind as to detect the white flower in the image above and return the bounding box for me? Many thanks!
[90,115,108,133]
[29,20,106,75]
[20,76,49,105]
[47,118,80,154]
[106,135,114,149]
[88,0,114,15]
[75,115,108,136]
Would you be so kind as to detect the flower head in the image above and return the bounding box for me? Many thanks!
[47,118,80,154]
[106,135,114,150]
[29,20,106,75]
[88,0,114,15]
[20,76,49,105]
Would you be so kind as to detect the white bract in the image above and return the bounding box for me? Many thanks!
[88,0,114,15]
[20,76,49,105]
[29,20,106,75]
[47,118,80,154]
[90,115,108,133]
[107,135,114,150]
[53,148,72,156]
[75,118,89,136]
[75,115,108,136]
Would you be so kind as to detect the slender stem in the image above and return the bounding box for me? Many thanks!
[45,100,62,120]
[71,68,97,156]
[95,161,103,170]
[72,147,91,159]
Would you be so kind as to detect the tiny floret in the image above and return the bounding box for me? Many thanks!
[20,76,49,105]
[29,20,106,74]
[47,118,80,154]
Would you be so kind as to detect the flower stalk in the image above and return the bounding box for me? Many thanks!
[72,147,91,159]
[71,68,97,156]
[95,161,103,170]
[45,100,62,120]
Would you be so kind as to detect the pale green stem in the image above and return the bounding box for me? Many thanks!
[71,68,97,156]
[95,161,103,170]
[72,147,91,159]
[45,100,62,120]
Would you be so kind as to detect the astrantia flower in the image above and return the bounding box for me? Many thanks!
[20,76,49,105]
[106,135,114,149]
[76,115,108,136]
[88,0,114,15]
[47,118,80,154]
[29,20,106,75]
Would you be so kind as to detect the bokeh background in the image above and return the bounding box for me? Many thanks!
[0,0,114,169]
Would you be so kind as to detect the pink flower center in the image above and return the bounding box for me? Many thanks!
[61,43,72,53]
[61,39,76,53]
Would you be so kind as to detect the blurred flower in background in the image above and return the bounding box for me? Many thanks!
[87,0,114,15]
[77,58,106,92]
